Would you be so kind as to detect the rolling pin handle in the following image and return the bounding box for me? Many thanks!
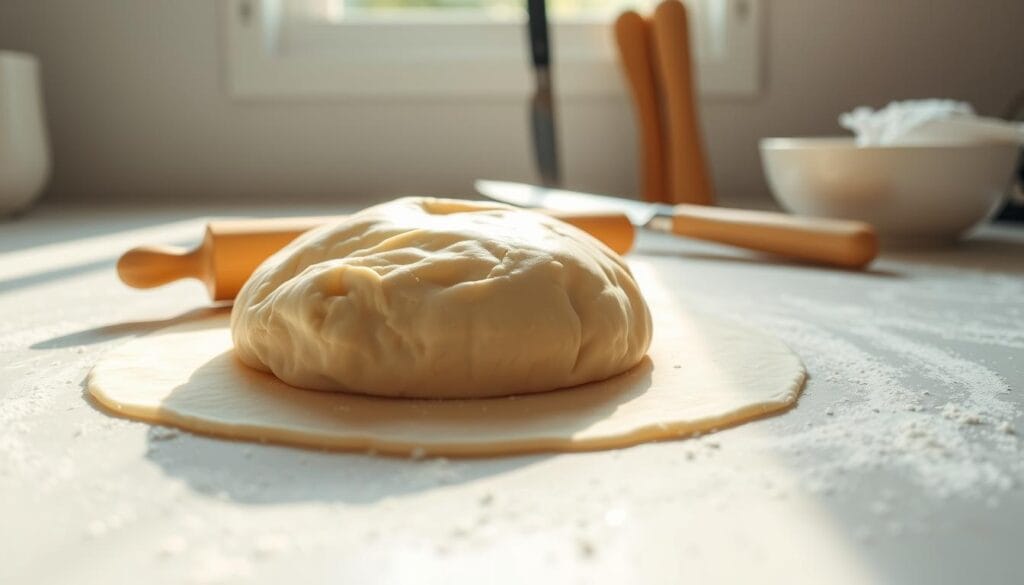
[117,245,206,290]
[542,210,636,255]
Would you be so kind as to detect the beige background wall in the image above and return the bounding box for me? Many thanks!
[2,0,1023,206]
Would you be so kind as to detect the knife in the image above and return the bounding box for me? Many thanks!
[527,0,560,187]
[475,180,879,269]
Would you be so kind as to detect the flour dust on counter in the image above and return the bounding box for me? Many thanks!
[674,252,1023,503]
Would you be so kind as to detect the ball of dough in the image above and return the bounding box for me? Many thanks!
[230,197,652,399]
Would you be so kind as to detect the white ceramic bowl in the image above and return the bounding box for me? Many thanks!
[760,137,1022,244]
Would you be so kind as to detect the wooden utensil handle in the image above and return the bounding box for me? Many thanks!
[116,244,205,289]
[614,10,668,203]
[672,205,878,269]
[552,210,635,255]
[652,0,714,205]
[117,210,636,300]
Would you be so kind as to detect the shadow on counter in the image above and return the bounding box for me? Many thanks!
[31,304,229,349]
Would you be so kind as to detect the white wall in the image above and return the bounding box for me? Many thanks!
[2,0,1023,206]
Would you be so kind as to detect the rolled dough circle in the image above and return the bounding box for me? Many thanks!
[231,197,653,398]
[88,278,806,457]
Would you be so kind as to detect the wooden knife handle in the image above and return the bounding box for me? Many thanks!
[672,205,879,269]
[117,211,636,300]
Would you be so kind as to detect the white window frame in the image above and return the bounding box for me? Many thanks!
[222,0,760,99]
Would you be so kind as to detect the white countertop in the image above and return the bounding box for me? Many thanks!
[2,204,1022,585]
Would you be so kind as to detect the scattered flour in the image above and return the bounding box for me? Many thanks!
[190,552,254,584]
[158,535,189,558]
[251,533,291,558]
[84,505,139,539]
[685,258,1023,501]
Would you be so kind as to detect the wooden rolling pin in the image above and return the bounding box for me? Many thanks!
[614,11,668,203]
[651,0,715,205]
[117,211,636,301]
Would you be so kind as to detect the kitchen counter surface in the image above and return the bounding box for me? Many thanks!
[2,203,1022,584]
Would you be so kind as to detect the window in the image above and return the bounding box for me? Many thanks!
[223,0,760,98]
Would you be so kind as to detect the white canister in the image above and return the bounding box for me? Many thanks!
[0,51,51,215]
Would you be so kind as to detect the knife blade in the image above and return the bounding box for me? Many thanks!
[475,179,674,227]
[527,0,560,187]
